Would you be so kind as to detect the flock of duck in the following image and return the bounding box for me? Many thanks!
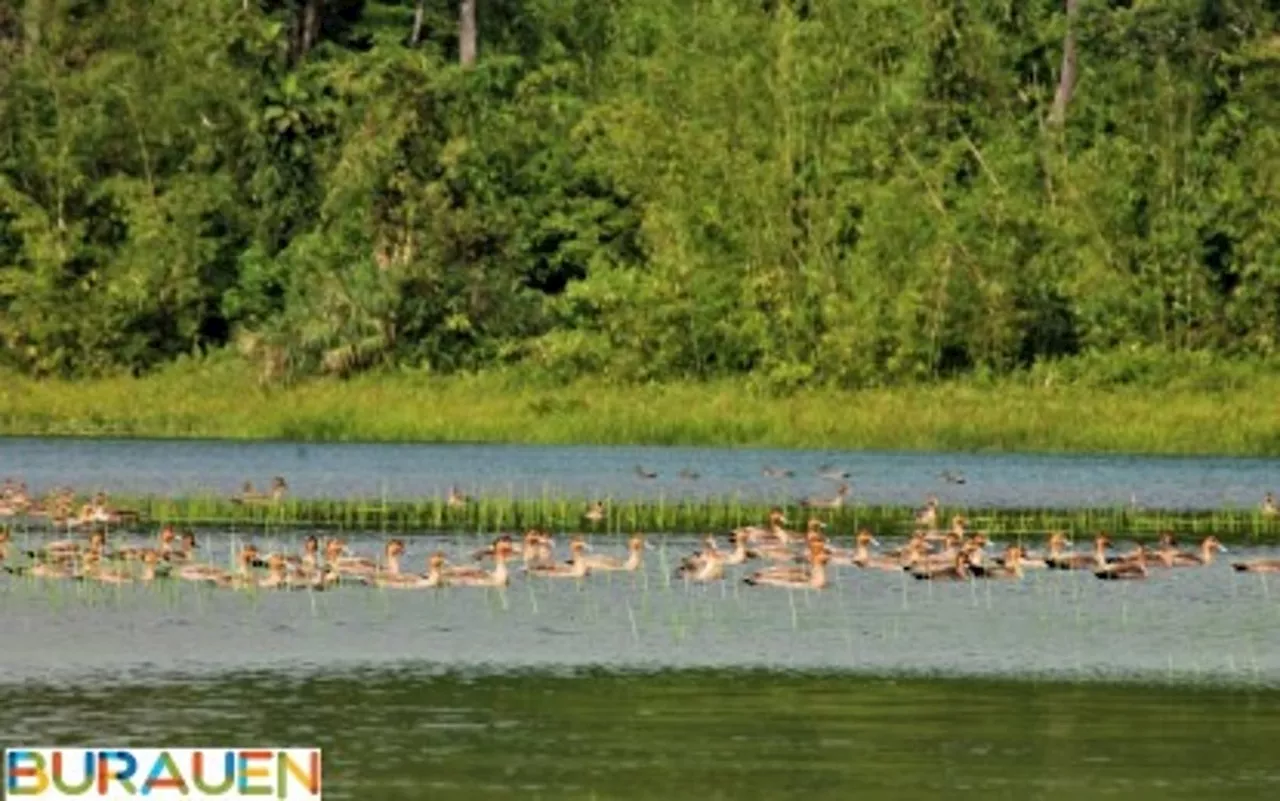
[2,489,1279,594]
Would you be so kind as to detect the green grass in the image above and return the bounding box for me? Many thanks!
[8,494,1279,543]
[1,357,1279,455]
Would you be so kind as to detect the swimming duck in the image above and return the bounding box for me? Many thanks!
[450,541,514,588]
[676,537,726,582]
[580,535,647,572]
[744,548,830,590]
[841,531,903,571]
[761,465,795,479]
[816,464,851,481]
[375,553,447,589]
[583,501,607,524]
[735,509,791,547]
[1231,557,1280,573]
[178,545,258,586]
[634,465,658,480]
[914,496,940,529]
[978,547,1024,580]
[1095,546,1148,580]
[800,483,849,509]
[1046,534,1112,570]
[747,539,829,583]
[1160,535,1226,567]
[911,549,974,581]
[528,538,590,579]
[1016,532,1071,569]
[232,476,289,505]
[447,486,470,509]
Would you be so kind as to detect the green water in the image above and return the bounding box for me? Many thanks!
[4,670,1278,800]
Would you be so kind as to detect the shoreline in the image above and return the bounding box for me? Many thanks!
[1,362,1279,457]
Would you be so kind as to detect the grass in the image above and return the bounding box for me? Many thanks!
[1,355,1279,455]
[7,494,1279,543]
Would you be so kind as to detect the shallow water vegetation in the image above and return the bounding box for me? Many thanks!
[10,491,1279,543]
[2,360,1280,456]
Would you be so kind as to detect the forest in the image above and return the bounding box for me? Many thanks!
[1,0,1278,391]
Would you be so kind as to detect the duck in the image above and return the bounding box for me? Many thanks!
[447,486,470,509]
[914,496,939,529]
[761,465,795,479]
[450,541,514,588]
[744,548,830,590]
[751,519,824,562]
[911,549,974,581]
[1232,557,1280,573]
[676,537,726,582]
[1262,492,1277,518]
[735,509,791,546]
[1016,532,1071,569]
[800,482,849,509]
[232,477,288,505]
[1155,535,1226,568]
[332,540,405,579]
[583,501,607,524]
[375,553,447,589]
[0,529,9,565]
[1046,533,1111,570]
[747,539,829,583]
[678,469,700,480]
[178,545,258,586]
[816,464,851,480]
[840,531,903,571]
[580,535,647,572]
[978,547,1024,580]
[722,531,752,566]
[259,535,321,571]
[634,465,658,480]
[1095,546,1148,580]
[528,539,590,579]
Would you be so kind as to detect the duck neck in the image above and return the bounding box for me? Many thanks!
[625,549,642,571]
[384,554,401,575]
[492,556,509,585]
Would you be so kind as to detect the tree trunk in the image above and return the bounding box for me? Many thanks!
[300,0,323,57]
[410,0,427,46]
[1049,0,1079,127]
[459,0,477,67]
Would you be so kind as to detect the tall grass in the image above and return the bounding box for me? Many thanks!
[1,358,1279,455]
[10,493,1279,543]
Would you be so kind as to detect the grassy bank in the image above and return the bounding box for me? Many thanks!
[4,495,1280,542]
[2,359,1280,455]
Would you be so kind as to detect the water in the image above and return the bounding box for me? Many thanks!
[2,669,1278,800]
[2,532,1279,685]
[5,437,1278,796]
[2,436,1278,509]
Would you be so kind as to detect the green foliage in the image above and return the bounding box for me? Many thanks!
[0,0,1277,387]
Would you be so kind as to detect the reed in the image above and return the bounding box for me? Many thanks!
[1,360,1278,455]
[9,493,1280,542]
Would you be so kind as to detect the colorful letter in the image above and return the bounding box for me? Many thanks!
[237,751,273,796]
[192,751,235,795]
[279,751,321,798]
[141,751,189,796]
[50,751,94,795]
[97,751,138,795]
[6,751,49,796]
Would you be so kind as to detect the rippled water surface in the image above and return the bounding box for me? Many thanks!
[3,436,1279,508]
[3,670,1278,800]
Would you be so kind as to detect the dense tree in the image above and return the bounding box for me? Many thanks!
[0,0,1276,385]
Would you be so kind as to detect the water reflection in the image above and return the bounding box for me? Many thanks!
[2,669,1278,800]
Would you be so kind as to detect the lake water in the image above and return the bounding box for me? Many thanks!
[2,670,1278,800]
[4,437,1279,797]
[2,436,1278,509]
